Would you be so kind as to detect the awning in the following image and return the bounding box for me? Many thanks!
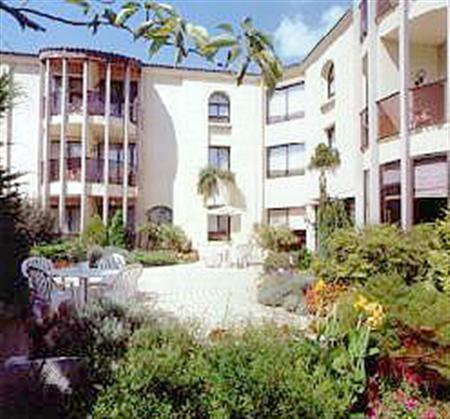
[208,205,244,216]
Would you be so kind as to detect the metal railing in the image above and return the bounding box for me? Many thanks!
[377,92,400,139]
[49,90,138,122]
[410,79,446,130]
[48,158,137,187]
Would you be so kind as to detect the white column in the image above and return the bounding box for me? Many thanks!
[58,57,68,233]
[400,0,412,229]
[42,59,51,209]
[102,61,111,225]
[122,64,130,225]
[368,0,380,223]
[80,59,89,232]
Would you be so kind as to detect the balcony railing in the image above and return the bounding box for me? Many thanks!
[49,158,81,181]
[377,92,400,139]
[410,80,446,130]
[360,107,369,151]
[49,158,137,186]
[376,0,398,20]
[49,91,137,122]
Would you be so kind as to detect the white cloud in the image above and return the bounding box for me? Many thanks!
[273,5,345,62]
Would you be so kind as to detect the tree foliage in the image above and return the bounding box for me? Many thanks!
[309,142,341,200]
[107,209,126,248]
[0,0,283,90]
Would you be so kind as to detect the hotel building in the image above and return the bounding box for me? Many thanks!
[1,0,449,252]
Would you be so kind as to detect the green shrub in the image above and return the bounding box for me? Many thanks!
[81,214,107,247]
[93,325,368,418]
[136,222,192,253]
[317,198,352,257]
[255,224,297,252]
[157,223,192,253]
[263,251,293,273]
[0,169,29,313]
[31,239,85,263]
[107,209,126,248]
[132,250,180,267]
[314,222,448,287]
[257,273,313,312]
[20,199,58,245]
[296,247,313,271]
[28,300,158,417]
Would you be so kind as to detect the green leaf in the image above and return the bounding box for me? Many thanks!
[205,34,237,49]
[148,38,167,58]
[134,20,155,38]
[216,23,234,34]
[65,0,90,14]
[115,3,140,26]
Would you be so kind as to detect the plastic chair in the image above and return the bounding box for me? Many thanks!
[103,263,143,305]
[97,253,126,270]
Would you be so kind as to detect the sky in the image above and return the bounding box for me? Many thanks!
[0,0,351,67]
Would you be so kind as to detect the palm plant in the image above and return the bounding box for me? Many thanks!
[309,143,341,201]
[197,166,236,204]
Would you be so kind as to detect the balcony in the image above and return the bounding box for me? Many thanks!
[360,107,369,151]
[377,92,400,140]
[410,80,446,130]
[377,80,447,140]
[49,158,137,187]
[49,91,137,122]
[376,0,398,21]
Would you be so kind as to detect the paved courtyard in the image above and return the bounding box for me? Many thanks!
[138,262,308,334]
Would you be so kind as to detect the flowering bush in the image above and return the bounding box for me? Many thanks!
[305,279,348,317]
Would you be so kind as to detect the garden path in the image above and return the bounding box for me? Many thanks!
[138,263,309,334]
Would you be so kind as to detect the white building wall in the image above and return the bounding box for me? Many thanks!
[138,69,263,250]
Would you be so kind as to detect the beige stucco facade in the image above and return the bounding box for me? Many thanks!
[1,0,449,251]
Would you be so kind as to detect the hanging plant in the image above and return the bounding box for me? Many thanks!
[197,166,236,204]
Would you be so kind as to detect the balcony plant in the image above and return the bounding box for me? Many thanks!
[197,166,236,204]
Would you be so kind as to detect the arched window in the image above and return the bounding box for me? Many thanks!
[327,63,335,99]
[208,92,230,123]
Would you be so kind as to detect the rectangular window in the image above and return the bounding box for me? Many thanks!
[268,207,306,228]
[267,143,305,178]
[380,161,401,225]
[208,215,230,241]
[267,82,305,123]
[209,146,230,171]
[267,207,307,249]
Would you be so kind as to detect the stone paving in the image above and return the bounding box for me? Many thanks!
[138,262,309,334]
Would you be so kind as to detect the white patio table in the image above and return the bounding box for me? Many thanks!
[53,265,120,305]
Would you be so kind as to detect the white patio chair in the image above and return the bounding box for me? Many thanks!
[97,253,126,270]
[103,263,143,305]
[21,258,75,315]
[21,256,54,279]
[204,247,221,268]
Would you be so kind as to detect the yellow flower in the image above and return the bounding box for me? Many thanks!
[314,280,326,292]
[353,295,369,311]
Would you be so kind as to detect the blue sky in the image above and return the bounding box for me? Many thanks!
[0,0,350,66]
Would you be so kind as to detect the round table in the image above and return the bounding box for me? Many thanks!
[53,266,120,304]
